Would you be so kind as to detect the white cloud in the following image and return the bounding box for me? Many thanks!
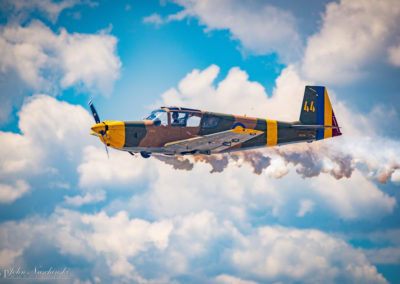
[214,274,257,284]
[160,64,308,121]
[230,226,387,283]
[78,145,150,189]
[128,159,277,219]
[142,13,164,26]
[301,0,400,84]
[0,249,23,267]
[110,152,395,222]
[0,209,173,281]
[58,27,121,94]
[18,95,93,150]
[0,208,390,283]
[0,131,41,178]
[311,170,395,220]
[0,20,121,123]
[0,94,94,202]
[364,247,400,265]
[297,199,315,217]
[392,169,400,183]
[0,180,30,204]
[79,210,173,278]
[0,20,120,95]
[3,0,96,23]
[164,0,302,61]
[64,189,106,206]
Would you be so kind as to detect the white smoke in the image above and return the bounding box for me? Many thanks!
[154,136,400,184]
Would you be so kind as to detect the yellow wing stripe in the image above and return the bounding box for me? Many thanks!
[324,89,333,139]
[266,119,277,146]
[164,136,201,147]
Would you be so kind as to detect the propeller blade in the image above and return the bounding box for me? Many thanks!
[89,99,100,124]
[88,99,108,158]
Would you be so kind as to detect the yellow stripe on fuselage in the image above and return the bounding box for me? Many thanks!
[266,119,277,146]
[324,89,333,139]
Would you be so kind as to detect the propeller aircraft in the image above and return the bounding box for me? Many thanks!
[89,86,341,158]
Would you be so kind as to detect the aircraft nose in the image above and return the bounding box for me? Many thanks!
[90,121,125,149]
[91,123,105,134]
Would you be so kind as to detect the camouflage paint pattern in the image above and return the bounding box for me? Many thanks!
[90,86,342,156]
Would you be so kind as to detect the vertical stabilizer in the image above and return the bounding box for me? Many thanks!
[299,86,341,140]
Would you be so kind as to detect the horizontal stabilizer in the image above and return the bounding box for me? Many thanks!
[291,125,341,129]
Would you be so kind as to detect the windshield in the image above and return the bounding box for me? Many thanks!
[145,110,168,126]
[146,110,163,120]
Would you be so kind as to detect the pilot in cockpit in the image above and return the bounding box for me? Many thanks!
[172,112,179,125]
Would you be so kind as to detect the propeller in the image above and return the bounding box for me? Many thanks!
[89,99,100,124]
[89,99,109,158]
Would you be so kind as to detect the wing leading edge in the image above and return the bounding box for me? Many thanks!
[163,126,264,154]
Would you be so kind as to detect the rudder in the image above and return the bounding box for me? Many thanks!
[299,86,341,140]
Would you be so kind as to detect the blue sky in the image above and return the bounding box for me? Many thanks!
[1,0,400,283]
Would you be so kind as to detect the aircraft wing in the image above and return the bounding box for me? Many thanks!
[162,127,264,154]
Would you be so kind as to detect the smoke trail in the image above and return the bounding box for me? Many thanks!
[152,137,400,184]
[193,155,229,173]
[271,144,354,179]
[153,155,193,171]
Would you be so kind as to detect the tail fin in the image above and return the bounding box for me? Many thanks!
[299,86,341,140]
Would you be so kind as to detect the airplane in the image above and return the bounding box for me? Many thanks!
[89,86,341,158]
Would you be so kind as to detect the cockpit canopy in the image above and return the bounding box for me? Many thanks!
[145,107,202,127]
[146,109,168,126]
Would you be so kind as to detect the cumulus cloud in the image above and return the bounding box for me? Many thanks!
[0,20,120,94]
[159,64,307,120]
[79,210,173,279]
[297,199,315,217]
[17,94,93,163]
[214,275,257,284]
[0,209,174,281]
[0,88,394,274]
[0,20,121,123]
[301,0,400,84]
[0,248,23,267]
[142,13,164,26]
[78,145,151,189]
[0,180,30,204]
[392,169,400,183]
[0,131,41,178]
[364,247,400,265]
[229,226,387,283]
[310,169,395,220]
[0,209,389,283]
[81,148,394,221]
[1,0,97,23]
[155,0,302,61]
[0,94,93,202]
[64,189,106,206]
